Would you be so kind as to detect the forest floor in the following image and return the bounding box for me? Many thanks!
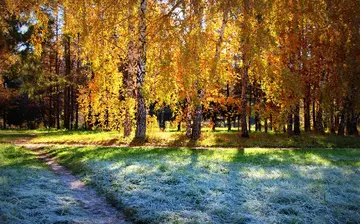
[1,131,360,223]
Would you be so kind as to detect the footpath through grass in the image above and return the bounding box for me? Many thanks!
[1,129,359,148]
[0,144,118,223]
[44,145,360,223]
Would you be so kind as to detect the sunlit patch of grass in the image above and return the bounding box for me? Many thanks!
[44,145,360,223]
[0,132,35,143]
[2,129,359,148]
[30,130,123,145]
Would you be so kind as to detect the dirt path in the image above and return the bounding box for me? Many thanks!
[17,143,128,224]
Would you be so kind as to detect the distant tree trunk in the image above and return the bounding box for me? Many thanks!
[135,0,147,139]
[70,85,74,129]
[351,113,359,136]
[2,109,5,130]
[304,84,311,132]
[269,113,273,130]
[248,84,252,132]
[55,12,60,130]
[312,101,316,131]
[258,116,262,132]
[227,116,231,132]
[294,103,300,135]
[287,110,293,135]
[49,55,53,128]
[316,102,324,134]
[255,112,259,131]
[330,103,336,134]
[240,0,250,138]
[335,113,339,132]
[177,121,181,132]
[75,33,80,130]
[346,110,353,136]
[63,35,71,130]
[87,97,92,130]
[192,100,202,140]
[185,100,192,138]
[226,83,231,132]
[212,114,216,132]
[75,104,79,129]
[241,64,249,138]
[237,116,240,131]
[338,113,345,136]
[264,117,268,133]
[56,84,60,129]
[49,87,52,128]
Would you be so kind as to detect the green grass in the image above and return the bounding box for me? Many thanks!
[1,129,359,148]
[43,145,360,223]
[0,132,35,144]
[0,144,116,223]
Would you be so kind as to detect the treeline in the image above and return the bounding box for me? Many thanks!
[0,0,359,139]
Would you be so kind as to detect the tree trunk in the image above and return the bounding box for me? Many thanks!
[55,12,60,130]
[75,103,78,129]
[185,101,192,138]
[346,111,352,135]
[49,76,53,128]
[330,103,336,134]
[123,4,137,137]
[335,113,339,132]
[312,101,316,131]
[264,117,268,133]
[226,83,231,132]
[75,33,80,130]
[227,116,231,132]
[56,85,60,129]
[241,65,249,138]
[255,112,259,131]
[240,0,250,138]
[248,84,252,132]
[2,109,6,130]
[190,1,205,141]
[70,85,74,129]
[135,0,147,139]
[64,35,71,130]
[287,110,293,135]
[212,114,216,132]
[351,113,359,136]
[270,113,273,130]
[294,103,300,135]
[304,84,311,132]
[316,103,324,134]
[338,113,345,136]
[192,102,202,140]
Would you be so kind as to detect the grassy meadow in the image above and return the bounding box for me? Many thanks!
[42,145,360,223]
[0,130,359,223]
